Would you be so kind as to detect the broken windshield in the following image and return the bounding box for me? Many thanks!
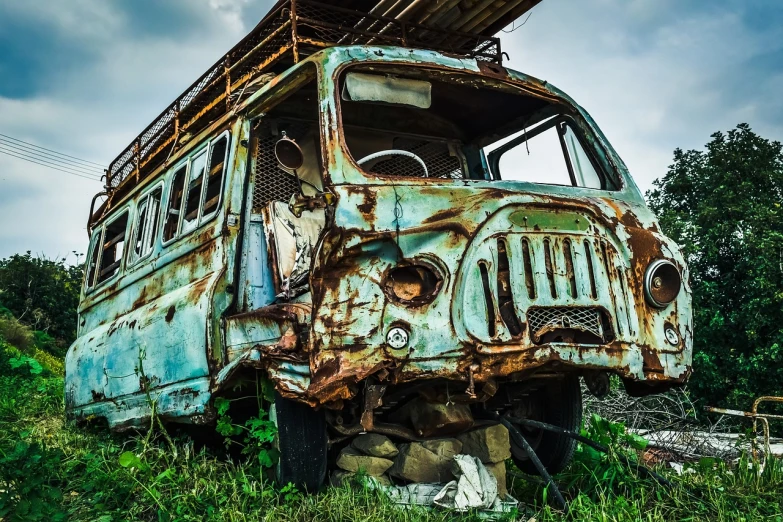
[337,65,619,190]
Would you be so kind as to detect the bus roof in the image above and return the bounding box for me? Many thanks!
[98,0,541,222]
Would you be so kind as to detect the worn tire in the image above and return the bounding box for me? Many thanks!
[511,375,582,475]
[273,392,327,492]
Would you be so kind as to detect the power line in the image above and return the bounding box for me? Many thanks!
[0,133,107,169]
[0,140,106,176]
[0,137,106,174]
[0,148,103,182]
[0,145,103,179]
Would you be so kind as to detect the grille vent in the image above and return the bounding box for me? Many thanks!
[527,307,607,344]
[472,234,627,343]
[252,120,313,212]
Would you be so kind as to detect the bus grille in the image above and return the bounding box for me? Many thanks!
[465,233,633,344]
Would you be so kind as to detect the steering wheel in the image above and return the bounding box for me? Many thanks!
[357,149,429,178]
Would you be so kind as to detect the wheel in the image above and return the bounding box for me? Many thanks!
[271,391,327,492]
[509,375,582,475]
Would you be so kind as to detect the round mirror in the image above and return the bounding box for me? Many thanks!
[275,135,304,171]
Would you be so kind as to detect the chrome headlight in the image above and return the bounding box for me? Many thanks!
[644,260,682,308]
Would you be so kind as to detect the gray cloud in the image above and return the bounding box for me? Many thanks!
[0,0,781,259]
[503,0,783,191]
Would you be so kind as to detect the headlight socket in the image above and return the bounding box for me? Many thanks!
[383,262,442,305]
[644,259,681,308]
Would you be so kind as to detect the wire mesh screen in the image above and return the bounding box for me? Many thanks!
[527,307,606,343]
[252,120,314,212]
[366,137,464,179]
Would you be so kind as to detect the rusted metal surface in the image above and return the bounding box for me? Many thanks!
[298,46,691,408]
[67,42,693,431]
[65,118,252,428]
[706,396,783,465]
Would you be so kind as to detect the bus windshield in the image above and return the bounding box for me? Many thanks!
[338,65,618,190]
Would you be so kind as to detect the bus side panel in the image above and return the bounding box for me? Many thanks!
[65,270,222,426]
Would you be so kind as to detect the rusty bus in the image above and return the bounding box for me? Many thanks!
[66,0,692,490]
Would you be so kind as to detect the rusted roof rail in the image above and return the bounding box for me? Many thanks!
[103,0,502,199]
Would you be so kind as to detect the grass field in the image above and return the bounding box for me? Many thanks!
[1,342,782,522]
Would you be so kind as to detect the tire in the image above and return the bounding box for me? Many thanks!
[510,375,582,475]
[272,392,327,492]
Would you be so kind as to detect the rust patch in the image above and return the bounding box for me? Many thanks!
[356,190,377,216]
[477,61,511,80]
[421,206,464,224]
[640,347,665,373]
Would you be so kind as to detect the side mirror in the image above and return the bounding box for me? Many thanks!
[275,132,306,205]
[274,132,304,171]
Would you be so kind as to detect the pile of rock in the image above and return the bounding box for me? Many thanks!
[332,424,512,498]
[332,433,398,487]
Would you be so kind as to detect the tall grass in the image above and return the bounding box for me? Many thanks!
[1,345,781,521]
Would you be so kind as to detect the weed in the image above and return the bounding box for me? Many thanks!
[214,383,279,469]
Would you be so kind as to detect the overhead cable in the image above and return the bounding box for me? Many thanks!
[0,140,105,177]
[0,137,106,174]
[0,148,103,182]
[0,133,107,168]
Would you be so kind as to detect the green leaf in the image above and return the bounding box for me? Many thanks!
[624,432,649,451]
[214,396,231,416]
[28,358,43,375]
[118,451,145,471]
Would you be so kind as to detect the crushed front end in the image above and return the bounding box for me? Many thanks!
[296,47,692,408]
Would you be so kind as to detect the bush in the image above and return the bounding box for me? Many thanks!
[0,317,33,352]
[0,252,83,346]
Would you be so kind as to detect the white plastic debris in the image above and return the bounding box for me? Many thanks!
[375,454,518,519]
[668,462,696,475]
[382,483,443,507]
[433,455,498,511]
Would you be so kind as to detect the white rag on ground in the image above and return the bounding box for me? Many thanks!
[375,454,518,518]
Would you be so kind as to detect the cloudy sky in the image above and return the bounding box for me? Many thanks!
[0,0,781,260]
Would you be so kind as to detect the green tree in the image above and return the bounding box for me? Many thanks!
[647,123,783,408]
[0,252,84,348]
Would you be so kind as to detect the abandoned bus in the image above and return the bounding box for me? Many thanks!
[66,0,692,490]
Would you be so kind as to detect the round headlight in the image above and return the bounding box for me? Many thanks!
[384,264,440,304]
[644,260,681,308]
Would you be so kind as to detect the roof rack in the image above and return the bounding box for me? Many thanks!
[104,0,539,199]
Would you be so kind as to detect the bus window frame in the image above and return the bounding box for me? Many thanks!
[127,181,165,268]
[84,203,132,293]
[161,130,231,247]
[199,131,230,224]
[84,228,102,291]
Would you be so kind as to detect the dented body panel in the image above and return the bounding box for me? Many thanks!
[66,45,692,429]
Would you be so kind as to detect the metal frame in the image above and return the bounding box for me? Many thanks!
[101,0,502,210]
[705,396,783,466]
[126,182,165,268]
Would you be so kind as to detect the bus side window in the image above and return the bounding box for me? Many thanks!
[130,187,163,264]
[85,229,102,289]
[98,211,129,284]
[182,151,207,233]
[202,135,228,219]
[146,188,162,251]
[131,198,149,262]
[163,165,187,243]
